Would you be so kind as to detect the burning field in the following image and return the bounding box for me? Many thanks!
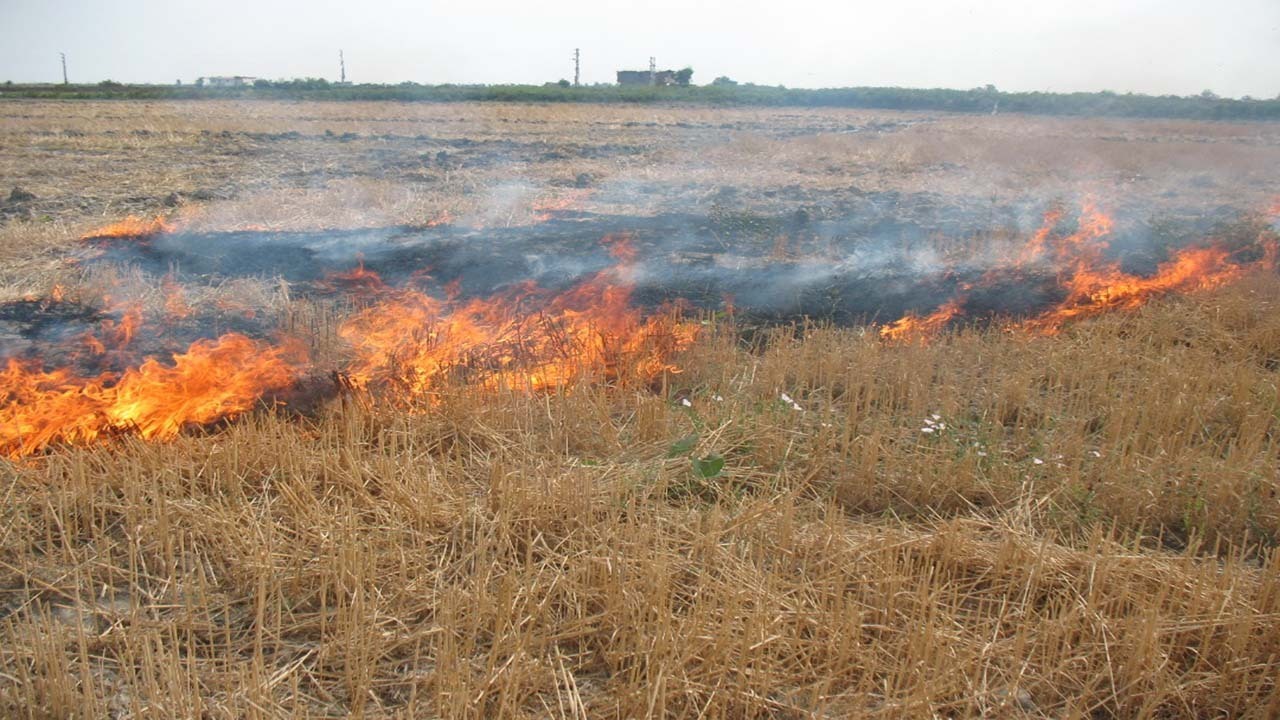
[3,225,698,458]
[2,101,1280,718]
[5,199,1275,458]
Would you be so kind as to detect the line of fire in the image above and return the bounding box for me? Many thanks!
[3,197,1278,457]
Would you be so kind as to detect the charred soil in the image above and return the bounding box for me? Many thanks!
[1,100,1278,718]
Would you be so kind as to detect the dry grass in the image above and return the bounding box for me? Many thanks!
[3,101,1278,238]
[2,277,1279,718]
[2,100,1280,718]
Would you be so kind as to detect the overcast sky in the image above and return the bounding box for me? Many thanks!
[2,0,1277,97]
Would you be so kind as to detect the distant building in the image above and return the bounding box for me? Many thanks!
[617,69,677,87]
[198,76,257,88]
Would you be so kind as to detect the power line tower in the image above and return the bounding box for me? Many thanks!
[60,52,68,85]
[339,49,346,84]
[573,48,580,87]
[649,56,656,86]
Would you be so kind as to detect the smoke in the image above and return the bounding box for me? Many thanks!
[12,102,1278,368]
[68,193,1265,328]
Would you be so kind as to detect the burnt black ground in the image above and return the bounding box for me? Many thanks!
[74,199,1250,326]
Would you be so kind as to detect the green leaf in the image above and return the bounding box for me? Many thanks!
[666,433,699,458]
[691,453,725,479]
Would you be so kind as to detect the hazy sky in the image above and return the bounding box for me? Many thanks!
[2,0,1277,97]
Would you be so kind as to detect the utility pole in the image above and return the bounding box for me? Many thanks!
[573,48,580,87]
[649,56,656,86]
[60,52,68,85]
[339,49,346,84]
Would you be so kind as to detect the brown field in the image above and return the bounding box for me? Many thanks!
[1,100,1279,718]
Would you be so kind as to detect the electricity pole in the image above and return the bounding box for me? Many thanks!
[60,52,68,85]
[649,56,656,86]
[339,49,346,84]
[573,48,580,87]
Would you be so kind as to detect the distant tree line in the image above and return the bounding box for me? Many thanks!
[2,80,1278,121]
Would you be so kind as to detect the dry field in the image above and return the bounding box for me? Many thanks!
[1,100,1279,718]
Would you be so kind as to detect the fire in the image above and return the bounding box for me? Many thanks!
[318,261,391,298]
[880,202,1275,341]
[96,297,144,349]
[879,299,965,341]
[531,190,592,223]
[339,236,696,398]
[82,215,175,240]
[12,198,1270,456]
[1014,206,1064,265]
[1024,245,1244,333]
[1020,202,1114,267]
[1,334,301,458]
[425,210,455,227]
[162,275,193,320]
[4,228,695,456]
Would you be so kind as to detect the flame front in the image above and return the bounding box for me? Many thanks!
[530,190,592,223]
[82,215,176,240]
[7,202,1274,456]
[339,235,697,398]
[879,299,965,341]
[881,202,1276,340]
[2,233,696,456]
[2,334,301,457]
[1023,245,1245,333]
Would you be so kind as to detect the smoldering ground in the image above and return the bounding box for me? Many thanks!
[70,193,1262,326]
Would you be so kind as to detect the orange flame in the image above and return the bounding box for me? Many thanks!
[24,198,1267,455]
[879,299,965,342]
[425,210,455,227]
[4,229,695,456]
[1013,207,1064,265]
[880,202,1274,341]
[338,237,696,398]
[96,297,144,349]
[1,334,301,458]
[82,215,175,240]
[1024,245,1245,333]
[531,190,592,223]
[162,275,193,320]
[318,261,391,298]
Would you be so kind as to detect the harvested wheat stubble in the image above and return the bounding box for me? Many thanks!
[2,100,1280,718]
[3,277,1280,717]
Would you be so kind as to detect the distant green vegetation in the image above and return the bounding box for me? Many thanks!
[3,80,1278,121]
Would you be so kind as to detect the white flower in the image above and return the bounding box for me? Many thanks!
[713,395,724,402]
[931,413,942,421]
[780,393,802,411]
[1032,457,1044,465]
[921,427,935,434]
[976,451,988,457]
[1090,450,1102,458]
[680,398,692,407]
